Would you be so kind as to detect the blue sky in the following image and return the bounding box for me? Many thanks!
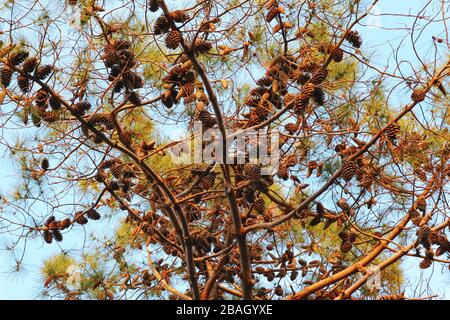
[0,0,449,299]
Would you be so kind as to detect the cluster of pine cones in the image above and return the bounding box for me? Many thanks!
[97,158,139,203]
[153,10,190,50]
[1,50,53,91]
[234,164,275,222]
[102,39,144,105]
[42,215,71,244]
[416,223,450,269]
[338,143,383,191]
[242,45,334,130]
[189,170,217,203]
[161,61,198,107]
[42,208,101,244]
[157,11,212,111]
[0,49,63,125]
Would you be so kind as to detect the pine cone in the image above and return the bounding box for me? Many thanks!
[200,172,216,190]
[148,0,159,12]
[283,93,296,106]
[300,83,315,100]
[72,101,91,116]
[331,46,344,62]
[246,111,261,127]
[419,257,432,269]
[417,225,432,249]
[109,179,120,190]
[45,216,56,226]
[17,75,30,93]
[409,209,422,226]
[182,71,196,84]
[35,88,49,108]
[254,198,266,215]
[114,39,132,51]
[385,122,400,142]
[265,6,279,23]
[411,89,426,103]
[113,80,125,93]
[277,162,289,180]
[74,212,88,225]
[41,158,49,170]
[0,66,13,88]
[124,71,144,89]
[86,209,101,220]
[340,241,352,253]
[103,45,121,66]
[87,113,106,126]
[197,109,216,128]
[43,230,53,244]
[256,76,272,87]
[310,68,328,85]
[255,103,270,120]
[312,87,325,105]
[127,91,141,106]
[162,90,177,108]
[179,82,195,98]
[245,96,260,108]
[274,285,283,296]
[243,164,261,180]
[165,30,182,49]
[35,65,53,80]
[345,30,362,48]
[47,96,61,110]
[250,86,268,97]
[296,73,311,85]
[118,49,137,70]
[9,50,29,66]
[102,113,115,129]
[23,57,38,73]
[341,160,358,181]
[194,39,212,53]
[153,16,170,35]
[58,218,71,230]
[52,230,63,242]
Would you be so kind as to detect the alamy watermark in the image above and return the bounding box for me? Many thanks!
[366,265,382,292]
[65,264,82,289]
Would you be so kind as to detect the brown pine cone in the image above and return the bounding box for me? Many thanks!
[0,66,13,88]
[165,30,182,49]
[253,198,266,215]
[310,68,328,85]
[23,57,38,73]
[411,89,426,103]
[153,16,170,35]
[385,122,400,142]
[341,160,358,181]
[331,46,344,62]
[345,30,362,48]
[9,50,29,66]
